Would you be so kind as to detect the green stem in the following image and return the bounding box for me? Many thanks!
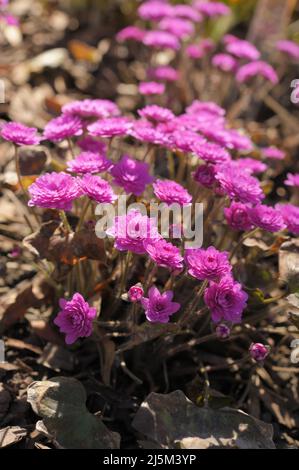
[77,198,91,231]
[59,210,72,233]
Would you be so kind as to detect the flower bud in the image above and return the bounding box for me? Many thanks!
[128,284,144,303]
[215,323,231,339]
[249,343,270,362]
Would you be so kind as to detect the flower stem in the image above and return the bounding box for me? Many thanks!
[229,228,259,261]
[59,210,72,233]
[77,198,91,231]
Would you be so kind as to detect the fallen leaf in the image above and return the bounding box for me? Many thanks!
[27,377,120,449]
[68,40,100,63]
[279,239,299,291]
[132,390,275,449]
[0,426,27,448]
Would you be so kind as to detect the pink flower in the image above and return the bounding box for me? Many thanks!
[138,1,173,21]
[110,155,153,195]
[77,136,107,154]
[226,130,253,151]
[138,81,166,96]
[215,323,231,339]
[186,100,225,117]
[87,117,132,138]
[158,17,195,40]
[212,53,237,72]
[171,4,202,22]
[138,105,174,123]
[276,203,299,235]
[193,164,216,188]
[80,174,117,203]
[153,179,192,206]
[193,0,230,17]
[236,61,279,85]
[226,38,260,60]
[116,26,146,42]
[54,293,96,344]
[147,66,179,82]
[186,38,214,59]
[185,246,232,281]
[128,284,144,302]
[144,237,184,271]
[169,130,206,153]
[224,202,254,232]
[249,204,286,232]
[215,164,265,204]
[141,285,180,323]
[43,115,82,142]
[67,151,112,174]
[192,141,231,164]
[106,210,159,254]
[62,99,120,120]
[130,120,170,146]
[143,31,180,50]
[28,172,82,211]
[204,276,248,324]
[285,173,299,188]
[261,146,285,160]
[235,158,267,175]
[1,122,41,146]
[249,343,270,362]
[276,40,299,60]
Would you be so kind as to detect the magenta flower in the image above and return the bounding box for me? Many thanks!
[43,115,82,142]
[186,100,225,117]
[193,0,230,18]
[153,179,192,206]
[171,5,202,22]
[87,117,132,139]
[236,61,279,85]
[192,141,230,164]
[215,323,231,339]
[62,99,120,120]
[1,122,41,146]
[212,53,237,73]
[80,174,117,204]
[67,151,112,174]
[276,204,299,235]
[141,286,180,323]
[226,130,253,152]
[168,130,205,153]
[138,81,165,96]
[249,343,270,362]
[116,26,146,42]
[77,136,107,153]
[204,276,248,324]
[226,39,260,61]
[186,38,214,59]
[138,2,173,21]
[158,17,195,40]
[28,172,82,211]
[110,155,153,196]
[147,66,179,82]
[138,105,175,124]
[276,40,299,60]
[106,210,159,254]
[261,146,285,160]
[185,246,232,282]
[215,164,264,205]
[128,284,144,303]
[143,31,180,51]
[144,237,184,271]
[236,158,267,175]
[249,204,286,232]
[285,173,299,188]
[224,202,254,232]
[130,120,170,146]
[193,164,216,188]
[54,293,96,345]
